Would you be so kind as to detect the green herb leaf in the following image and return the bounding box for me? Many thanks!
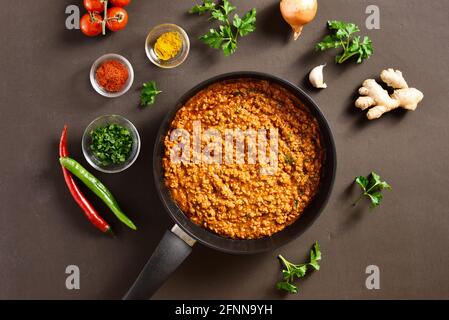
[316,20,373,64]
[221,0,236,16]
[309,242,321,270]
[276,281,298,294]
[315,35,342,51]
[284,154,294,165]
[232,14,242,29]
[140,81,162,107]
[189,0,256,56]
[368,192,383,208]
[189,0,216,14]
[291,265,308,278]
[355,175,369,190]
[219,24,236,55]
[222,38,237,56]
[367,172,391,191]
[211,7,227,21]
[294,199,299,208]
[354,172,391,208]
[359,36,374,63]
[200,28,224,48]
[276,242,322,294]
[328,20,359,39]
[235,8,257,36]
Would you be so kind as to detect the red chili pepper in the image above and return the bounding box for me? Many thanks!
[59,125,112,234]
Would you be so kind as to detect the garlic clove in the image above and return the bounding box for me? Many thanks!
[309,64,327,89]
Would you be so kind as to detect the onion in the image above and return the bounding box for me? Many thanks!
[280,0,318,40]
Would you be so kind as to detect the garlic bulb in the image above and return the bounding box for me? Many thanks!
[309,64,327,89]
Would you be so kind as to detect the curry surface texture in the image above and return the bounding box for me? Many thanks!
[163,79,323,239]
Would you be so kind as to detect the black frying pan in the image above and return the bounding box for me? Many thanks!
[123,72,336,300]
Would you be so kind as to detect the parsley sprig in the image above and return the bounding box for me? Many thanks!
[316,20,374,64]
[189,0,257,56]
[354,172,391,208]
[276,242,321,294]
[140,81,161,107]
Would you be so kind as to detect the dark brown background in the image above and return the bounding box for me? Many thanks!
[1,0,448,299]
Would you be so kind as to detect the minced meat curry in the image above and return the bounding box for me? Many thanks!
[163,79,323,239]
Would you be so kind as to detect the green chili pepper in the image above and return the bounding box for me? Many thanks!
[59,157,137,230]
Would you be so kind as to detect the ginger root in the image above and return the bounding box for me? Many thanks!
[355,68,424,120]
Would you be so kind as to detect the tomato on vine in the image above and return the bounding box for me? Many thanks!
[106,7,129,32]
[83,0,105,13]
[109,0,131,7]
[80,13,103,37]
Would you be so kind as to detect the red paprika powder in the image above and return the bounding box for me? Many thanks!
[95,60,129,92]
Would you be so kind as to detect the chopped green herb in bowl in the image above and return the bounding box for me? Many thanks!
[82,115,141,173]
[90,124,133,166]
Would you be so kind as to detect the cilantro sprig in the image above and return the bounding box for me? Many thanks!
[276,242,321,294]
[354,172,391,208]
[140,81,161,107]
[189,0,257,56]
[316,20,374,64]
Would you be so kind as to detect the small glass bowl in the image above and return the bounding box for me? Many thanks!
[90,53,134,98]
[82,115,141,173]
[145,23,190,68]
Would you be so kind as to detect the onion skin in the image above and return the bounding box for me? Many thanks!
[280,0,318,40]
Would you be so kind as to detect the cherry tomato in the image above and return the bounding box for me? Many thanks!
[83,0,105,13]
[80,13,103,37]
[106,7,129,32]
[109,0,131,7]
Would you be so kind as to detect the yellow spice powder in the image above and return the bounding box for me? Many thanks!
[154,32,182,61]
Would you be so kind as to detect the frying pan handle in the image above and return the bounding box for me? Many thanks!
[123,225,195,300]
